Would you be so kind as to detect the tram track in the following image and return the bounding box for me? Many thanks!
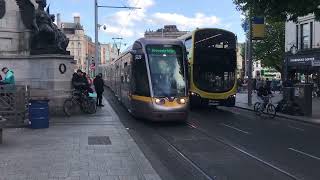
[153,126,215,180]
[104,88,210,180]
[104,87,299,180]
[185,122,300,180]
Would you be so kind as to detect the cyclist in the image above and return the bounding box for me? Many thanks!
[257,83,272,110]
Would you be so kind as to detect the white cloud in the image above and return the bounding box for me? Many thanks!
[100,0,224,40]
[102,26,134,38]
[127,0,154,10]
[72,12,80,17]
[106,0,154,27]
[101,0,154,38]
[151,13,220,30]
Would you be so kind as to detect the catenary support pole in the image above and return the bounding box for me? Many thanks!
[94,0,99,76]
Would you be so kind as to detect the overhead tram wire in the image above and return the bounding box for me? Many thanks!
[118,0,141,43]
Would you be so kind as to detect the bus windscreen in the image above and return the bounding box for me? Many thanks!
[193,29,237,93]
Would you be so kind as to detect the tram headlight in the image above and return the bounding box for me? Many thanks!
[177,98,186,104]
[190,92,199,96]
[155,98,165,105]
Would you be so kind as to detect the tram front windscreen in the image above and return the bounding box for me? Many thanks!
[147,45,186,97]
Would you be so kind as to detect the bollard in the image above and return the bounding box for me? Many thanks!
[0,117,7,144]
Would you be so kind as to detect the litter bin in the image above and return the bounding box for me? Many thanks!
[294,84,312,116]
[29,100,49,129]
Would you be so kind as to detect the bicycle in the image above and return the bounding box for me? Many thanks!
[254,95,277,118]
[63,89,97,117]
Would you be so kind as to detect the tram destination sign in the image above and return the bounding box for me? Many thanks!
[148,47,177,55]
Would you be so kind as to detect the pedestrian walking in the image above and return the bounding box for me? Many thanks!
[256,78,262,91]
[252,78,256,93]
[93,73,104,107]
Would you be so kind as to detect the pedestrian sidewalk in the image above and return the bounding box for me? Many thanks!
[0,98,161,180]
[236,92,320,125]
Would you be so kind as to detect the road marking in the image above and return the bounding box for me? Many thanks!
[193,126,299,180]
[188,123,197,129]
[288,125,305,132]
[288,148,320,161]
[220,123,250,135]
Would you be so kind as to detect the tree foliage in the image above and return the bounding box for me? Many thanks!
[233,0,320,22]
[253,21,285,73]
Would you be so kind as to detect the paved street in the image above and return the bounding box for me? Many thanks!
[1,88,320,180]
[104,87,320,180]
[0,99,161,180]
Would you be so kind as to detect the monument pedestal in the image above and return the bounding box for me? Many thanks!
[0,55,75,115]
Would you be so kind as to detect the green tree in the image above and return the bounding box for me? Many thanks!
[253,21,285,73]
[233,0,320,22]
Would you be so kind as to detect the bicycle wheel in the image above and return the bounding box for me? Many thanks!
[267,104,277,119]
[63,99,74,117]
[254,102,260,112]
[84,98,97,114]
[255,102,262,116]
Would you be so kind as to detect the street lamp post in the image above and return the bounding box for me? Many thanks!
[247,8,253,106]
[94,0,99,75]
[94,1,140,76]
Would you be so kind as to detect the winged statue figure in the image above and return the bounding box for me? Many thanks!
[15,0,38,31]
[14,0,69,55]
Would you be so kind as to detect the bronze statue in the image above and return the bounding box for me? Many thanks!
[50,14,69,53]
[15,0,69,55]
[0,0,5,19]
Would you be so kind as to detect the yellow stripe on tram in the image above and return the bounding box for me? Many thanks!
[130,95,153,103]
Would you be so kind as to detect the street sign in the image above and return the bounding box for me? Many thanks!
[252,17,265,40]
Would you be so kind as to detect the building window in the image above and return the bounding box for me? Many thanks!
[296,25,299,49]
[310,22,313,48]
[301,23,310,49]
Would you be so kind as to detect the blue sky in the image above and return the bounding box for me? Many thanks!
[49,0,245,47]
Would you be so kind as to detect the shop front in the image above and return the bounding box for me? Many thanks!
[281,49,320,116]
[284,49,320,84]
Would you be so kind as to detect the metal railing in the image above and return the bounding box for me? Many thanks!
[0,85,30,126]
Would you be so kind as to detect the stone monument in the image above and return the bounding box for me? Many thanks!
[0,0,75,115]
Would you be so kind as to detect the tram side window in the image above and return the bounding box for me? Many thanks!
[132,56,150,96]
[185,38,192,62]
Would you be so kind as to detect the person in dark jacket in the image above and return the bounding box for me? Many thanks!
[72,69,86,91]
[93,73,105,107]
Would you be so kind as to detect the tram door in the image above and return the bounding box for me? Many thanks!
[116,60,121,98]
[121,54,131,108]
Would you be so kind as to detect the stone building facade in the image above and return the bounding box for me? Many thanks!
[100,43,118,64]
[285,14,320,51]
[144,25,188,39]
[59,15,99,73]
[0,0,34,56]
